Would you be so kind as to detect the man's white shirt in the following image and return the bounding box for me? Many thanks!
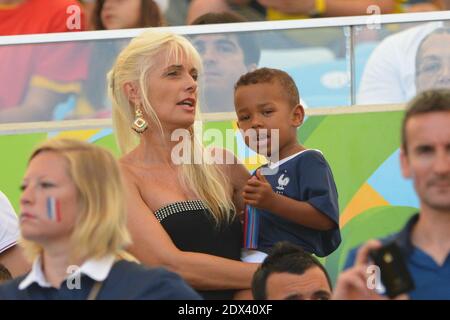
[0,191,19,254]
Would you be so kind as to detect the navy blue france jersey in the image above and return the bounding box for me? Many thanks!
[254,149,341,257]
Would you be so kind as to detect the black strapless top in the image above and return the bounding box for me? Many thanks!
[154,200,242,300]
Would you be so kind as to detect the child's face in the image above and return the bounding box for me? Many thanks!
[234,81,303,156]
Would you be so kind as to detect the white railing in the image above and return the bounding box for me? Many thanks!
[1,11,450,45]
[0,104,406,135]
[1,11,448,135]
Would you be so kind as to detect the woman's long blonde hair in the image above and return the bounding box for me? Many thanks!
[108,30,235,224]
[21,139,131,262]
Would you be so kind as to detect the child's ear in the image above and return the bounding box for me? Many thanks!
[291,104,305,127]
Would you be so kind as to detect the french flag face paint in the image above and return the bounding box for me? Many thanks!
[47,197,61,222]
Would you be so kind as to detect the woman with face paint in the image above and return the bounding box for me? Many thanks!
[0,139,200,300]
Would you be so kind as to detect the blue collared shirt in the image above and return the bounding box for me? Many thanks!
[344,214,450,300]
[18,255,116,290]
[0,257,201,300]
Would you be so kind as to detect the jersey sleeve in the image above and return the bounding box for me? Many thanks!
[296,150,340,225]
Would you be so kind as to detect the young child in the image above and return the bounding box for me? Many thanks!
[234,67,341,262]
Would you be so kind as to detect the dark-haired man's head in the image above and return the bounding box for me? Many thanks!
[400,89,450,213]
[252,242,332,300]
[190,12,260,112]
[401,89,450,152]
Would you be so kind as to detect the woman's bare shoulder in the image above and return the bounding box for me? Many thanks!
[207,147,250,187]
[118,157,139,181]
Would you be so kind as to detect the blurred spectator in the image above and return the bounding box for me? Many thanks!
[0,191,29,278]
[357,19,449,105]
[0,139,201,300]
[0,0,89,123]
[189,12,260,113]
[344,90,450,300]
[92,0,163,30]
[252,242,332,300]
[415,27,450,93]
[80,0,168,30]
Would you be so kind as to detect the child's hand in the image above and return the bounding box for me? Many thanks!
[242,169,275,210]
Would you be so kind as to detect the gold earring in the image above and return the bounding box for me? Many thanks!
[132,104,148,134]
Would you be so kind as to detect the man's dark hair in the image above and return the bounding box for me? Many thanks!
[252,242,332,300]
[235,67,300,107]
[402,89,450,152]
[190,12,260,66]
[0,264,12,283]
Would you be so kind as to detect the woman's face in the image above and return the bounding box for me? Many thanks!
[20,151,79,244]
[145,50,199,130]
[101,0,141,30]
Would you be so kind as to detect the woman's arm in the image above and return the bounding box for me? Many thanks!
[121,166,257,290]
[212,148,251,218]
[257,0,397,16]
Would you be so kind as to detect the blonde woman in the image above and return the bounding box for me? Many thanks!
[109,30,258,299]
[0,139,200,300]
